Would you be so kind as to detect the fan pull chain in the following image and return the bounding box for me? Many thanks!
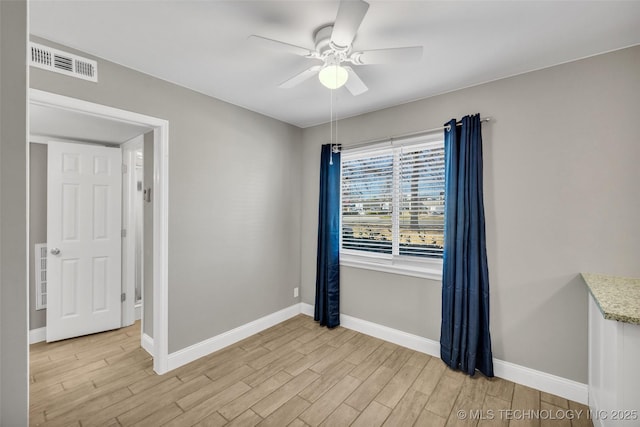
[329,85,334,165]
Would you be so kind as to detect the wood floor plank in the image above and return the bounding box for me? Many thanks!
[284,345,334,377]
[510,384,541,427]
[487,377,516,403]
[414,408,448,427]
[219,372,292,421]
[349,342,397,381]
[81,376,183,427]
[29,382,64,402]
[202,347,268,382]
[540,402,572,427]
[243,351,300,387]
[223,409,262,427]
[178,346,258,383]
[33,358,108,384]
[176,365,253,411]
[423,368,465,418]
[448,392,484,427]
[252,370,320,418]
[541,392,569,410]
[345,335,384,365]
[249,339,304,370]
[412,356,446,397]
[131,403,184,427]
[351,401,392,427]
[30,380,96,415]
[568,401,593,427]
[190,412,229,427]
[381,388,429,427]
[257,396,311,427]
[296,329,346,355]
[262,326,309,351]
[127,369,175,395]
[162,381,251,427]
[295,325,329,345]
[375,351,429,408]
[298,359,356,403]
[380,346,414,372]
[345,366,396,411]
[326,328,358,348]
[104,347,152,368]
[298,375,361,426]
[116,375,211,426]
[478,395,511,427]
[287,419,310,427]
[318,403,360,427]
[308,342,358,374]
[43,387,132,426]
[459,373,491,405]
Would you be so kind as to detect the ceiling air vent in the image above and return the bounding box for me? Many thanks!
[30,42,98,82]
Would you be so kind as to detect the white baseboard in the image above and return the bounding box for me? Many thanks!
[141,333,154,356]
[135,304,142,321]
[29,327,46,344]
[166,304,301,372]
[492,358,587,405]
[300,302,314,317]
[299,302,587,404]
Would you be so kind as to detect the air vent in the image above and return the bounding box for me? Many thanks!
[35,243,47,310]
[30,42,98,82]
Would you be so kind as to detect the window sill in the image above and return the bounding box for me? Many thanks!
[340,252,443,281]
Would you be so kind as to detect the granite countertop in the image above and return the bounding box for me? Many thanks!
[581,273,640,325]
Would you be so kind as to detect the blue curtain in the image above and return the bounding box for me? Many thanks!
[314,144,341,328]
[440,114,494,377]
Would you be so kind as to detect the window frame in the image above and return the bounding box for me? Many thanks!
[339,133,445,281]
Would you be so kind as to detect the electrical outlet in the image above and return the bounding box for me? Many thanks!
[293,287,299,298]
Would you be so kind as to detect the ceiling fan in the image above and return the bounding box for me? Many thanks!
[249,0,423,96]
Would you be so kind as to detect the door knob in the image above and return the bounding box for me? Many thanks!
[50,248,61,255]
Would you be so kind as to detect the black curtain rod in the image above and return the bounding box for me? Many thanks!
[338,117,491,151]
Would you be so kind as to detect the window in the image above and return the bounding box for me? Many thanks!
[340,134,445,279]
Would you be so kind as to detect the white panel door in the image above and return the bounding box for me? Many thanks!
[47,141,122,342]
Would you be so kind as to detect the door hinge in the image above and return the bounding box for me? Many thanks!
[122,163,128,173]
[121,292,126,302]
[121,228,127,238]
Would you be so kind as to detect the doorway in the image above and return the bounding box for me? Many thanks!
[28,89,169,373]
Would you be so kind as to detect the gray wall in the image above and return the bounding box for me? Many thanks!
[143,131,154,338]
[29,143,47,329]
[0,0,29,424]
[29,36,303,353]
[300,45,640,384]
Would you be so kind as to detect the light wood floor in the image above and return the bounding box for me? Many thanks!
[30,315,593,427]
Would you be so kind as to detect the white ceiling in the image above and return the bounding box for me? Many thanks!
[29,1,640,128]
[30,104,150,144]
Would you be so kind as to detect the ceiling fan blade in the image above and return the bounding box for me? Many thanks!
[249,35,313,57]
[343,66,368,96]
[278,65,322,88]
[355,46,423,65]
[331,0,370,49]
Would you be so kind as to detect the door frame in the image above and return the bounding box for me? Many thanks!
[29,89,170,374]
[121,135,144,329]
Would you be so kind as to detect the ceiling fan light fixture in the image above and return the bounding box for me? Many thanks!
[319,64,348,89]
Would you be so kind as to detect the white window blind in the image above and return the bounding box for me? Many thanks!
[341,138,445,260]
[341,149,394,254]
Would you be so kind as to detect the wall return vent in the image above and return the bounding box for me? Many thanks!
[34,243,47,310]
[30,42,98,82]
